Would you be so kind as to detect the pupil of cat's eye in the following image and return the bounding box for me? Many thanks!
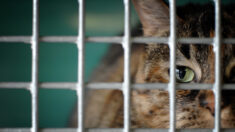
[176,66,195,83]
[177,68,186,79]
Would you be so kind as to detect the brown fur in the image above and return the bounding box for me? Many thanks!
[70,0,235,128]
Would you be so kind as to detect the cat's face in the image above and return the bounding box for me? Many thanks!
[132,0,235,128]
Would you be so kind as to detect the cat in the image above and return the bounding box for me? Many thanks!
[70,0,235,128]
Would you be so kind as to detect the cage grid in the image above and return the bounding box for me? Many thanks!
[0,0,235,132]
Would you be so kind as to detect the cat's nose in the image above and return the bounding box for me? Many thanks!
[199,90,235,117]
[199,91,215,116]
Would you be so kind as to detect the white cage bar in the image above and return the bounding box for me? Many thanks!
[31,0,39,132]
[0,0,235,132]
[1,128,235,132]
[214,0,222,132]
[1,36,235,44]
[0,82,234,90]
[77,0,85,132]
[169,0,176,131]
[123,0,131,132]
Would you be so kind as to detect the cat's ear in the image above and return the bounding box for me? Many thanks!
[132,0,170,36]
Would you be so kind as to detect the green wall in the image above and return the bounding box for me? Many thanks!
[0,0,232,128]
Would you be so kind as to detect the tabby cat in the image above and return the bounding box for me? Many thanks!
[70,0,235,128]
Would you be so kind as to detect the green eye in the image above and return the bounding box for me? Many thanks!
[176,66,195,83]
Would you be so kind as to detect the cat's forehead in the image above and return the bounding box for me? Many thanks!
[146,4,235,62]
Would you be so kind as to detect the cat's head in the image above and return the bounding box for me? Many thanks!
[132,0,235,128]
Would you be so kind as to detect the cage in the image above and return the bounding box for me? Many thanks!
[0,0,234,132]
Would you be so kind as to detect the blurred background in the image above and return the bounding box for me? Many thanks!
[0,0,232,128]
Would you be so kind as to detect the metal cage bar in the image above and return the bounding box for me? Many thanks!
[0,82,234,90]
[0,128,234,132]
[169,0,176,131]
[123,0,131,132]
[31,0,39,131]
[1,36,235,44]
[1,128,235,132]
[77,0,85,132]
[214,0,222,132]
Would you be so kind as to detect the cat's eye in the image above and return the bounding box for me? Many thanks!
[176,66,195,83]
